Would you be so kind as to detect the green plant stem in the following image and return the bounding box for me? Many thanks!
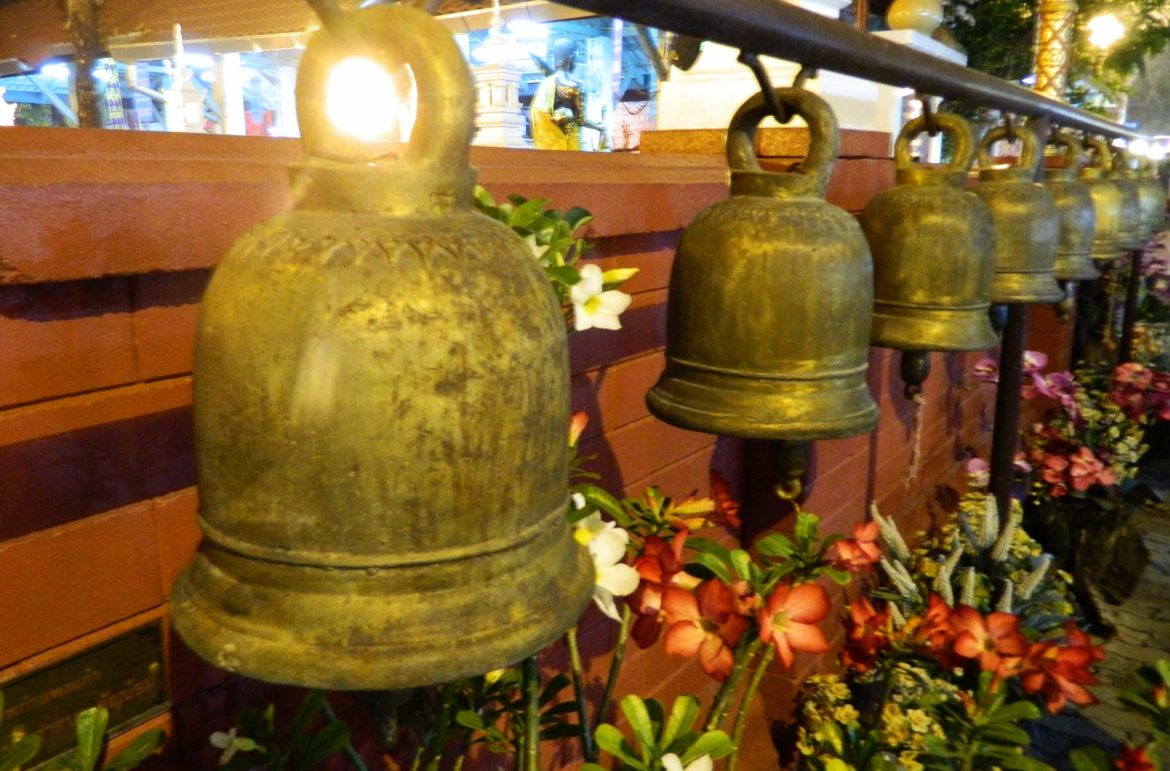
[522,656,541,771]
[727,644,774,771]
[595,604,633,732]
[565,626,598,762]
[322,695,371,771]
[421,682,459,771]
[704,637,759,732]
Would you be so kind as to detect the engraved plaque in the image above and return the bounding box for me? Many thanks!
[0,624,167,764]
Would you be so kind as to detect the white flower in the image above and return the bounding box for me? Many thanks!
[523,233,547,261]
[209,728,261,766]
[661,753,713,771]
[574,512,639,620]
[571,264,632,332]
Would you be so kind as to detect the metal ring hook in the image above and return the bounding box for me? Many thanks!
[916,93,939,137]
[1002,112,1017,141]
[736,52,816,125]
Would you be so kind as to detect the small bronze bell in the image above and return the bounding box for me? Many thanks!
[1136,157,1168,236]
[171,4,592,690]
[1109,147,1146,250]
[1078,136,1125,262]
[863,112,997,353]
[646,88,878,440]
[972,124,1063,304]
[1042,131,1099,282]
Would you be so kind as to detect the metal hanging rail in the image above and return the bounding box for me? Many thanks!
[555,0,1147,141]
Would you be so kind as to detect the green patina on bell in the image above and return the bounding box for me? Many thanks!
[1108,146,1146,250]
[1136,156,1168,237]
[1042,131,1099,282]
[647,88,877,440]
[1078,136,1125,262]
[171,4,592,690]
[863,111,997,352]
[972,124,1063,304]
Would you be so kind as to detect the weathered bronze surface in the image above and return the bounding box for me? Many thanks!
[972,125,1063,304]
[1109,148,1146,249]
[647,88,877,440]
[0,625,165,765]
[863,112,997,352]
[1042,131,1099,282]
[1079,136,1125,262]
[171,4,592,690]
[1136,158,1168,238]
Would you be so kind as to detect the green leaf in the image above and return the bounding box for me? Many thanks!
[619,696,656,762]
[539,723,583,741]
[540,673,572,706]
[679,730,734,763]
[575,487,630,527]
[510,198,551,228]
[72,707,109,771]
[684,538,730,560]
[1069,746,1111,771]
[686,553,733,585]
[794,511,819,541]
[978,722,1031,746]
[755,533,796,558]
[581,765,608,771]
[104,729,165,771]
[1155,659,1170,685]
[729,550,753,582]
[292,721,349,771]
[985,700,1041,724]
[455,710,487,731]
[595,724,643,768]
[287,691,325,753]
[546,265,581,286]
[0,734,41,771]
[824,568,852,586]
[660,695,700,750]
[993,753,1055,771]
[473,185,497,210]
[564,207,592,231]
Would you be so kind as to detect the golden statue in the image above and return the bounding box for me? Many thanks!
[530,38,605,151]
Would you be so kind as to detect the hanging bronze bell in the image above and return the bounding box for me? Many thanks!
[972,124,1063,304]
[171,4,592,690]
[646,88,878,440]
[862,112,997,352]
[1078,136,1125,262]
[1109,147,1146,250]
[1042,131,1099,282]
[1136,157,1168,236]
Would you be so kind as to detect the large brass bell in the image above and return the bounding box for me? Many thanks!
[863,112,997,353]
[1136,156,1168,236]
[1108,146,1146,250]
[646,88,877,440]
[972,124,1063,304]
[1042,131,1099,282]
[1078,136,1125,262]
[171,4,592,690]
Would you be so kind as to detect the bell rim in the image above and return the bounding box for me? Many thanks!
[870,309,999,352]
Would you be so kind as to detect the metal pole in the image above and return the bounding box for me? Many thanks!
[990,304,1028,527]
[1119,248,1142,362]
[556,0,1147,141]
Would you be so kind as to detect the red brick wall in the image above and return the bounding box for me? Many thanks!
[0,125,1051,768]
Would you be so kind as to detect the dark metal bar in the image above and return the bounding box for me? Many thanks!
[1119,248,1143,362]
[556,0,1147,141]
[990,304,1027,528]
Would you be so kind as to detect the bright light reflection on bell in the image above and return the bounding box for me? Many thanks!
[1087,13,1125,49]
[1129,138,1150,158]
[326,56,401,141]
[1150,145,1167,162]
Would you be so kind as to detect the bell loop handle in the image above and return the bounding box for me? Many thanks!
[915,93,939,137]
[294,4,474,171]
[1046,129,1085,171]
[726,86,839,197]
[736,53,817,125]
[893,112,975,173]
[977,122,1041,175]
[1084,136,1113,170]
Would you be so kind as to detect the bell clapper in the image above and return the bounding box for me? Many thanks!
[899,350,931,401]
[1055,280,1076,323]
[770,440,811,503]
[988,303,1009,336]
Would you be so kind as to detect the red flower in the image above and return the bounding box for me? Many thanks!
[630,532,693,648]
[661,581,749,681]
[709,470,743,530]
[1114,744,1155,771]
[568,411,589,447]
[833,522,882,572]
[757,583,831,669]
[1042,453,1071,497]
[950,606,1028,679]
[841,597,890,673]
[1068,446,1117,491]
[1018,622,1103,713]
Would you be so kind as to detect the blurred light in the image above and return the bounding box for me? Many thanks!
[506,19,548,40]
[326,57,398,141]
[1128,138,1150,157]
[184,53,215,69]
[1021,74,1036,86]
[40,62,70,80]
[1087,13,1125,49]
[1149,145,1167,162]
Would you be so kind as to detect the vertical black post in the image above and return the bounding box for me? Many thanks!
[990,304,1028,527]
[1118,247,1142,363]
